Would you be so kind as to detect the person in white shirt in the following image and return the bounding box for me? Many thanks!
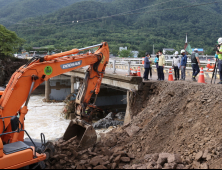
[172,51,181,81]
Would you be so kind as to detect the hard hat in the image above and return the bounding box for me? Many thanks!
[181,49,185,53]
[175,51,179,55]
[194,48,198,52]
[218,38,222,45]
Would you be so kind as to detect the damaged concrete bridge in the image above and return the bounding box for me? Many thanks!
[44,67,143,124]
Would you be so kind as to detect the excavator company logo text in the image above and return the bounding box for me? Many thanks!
[61,61,82,69]
[44,66,53,75]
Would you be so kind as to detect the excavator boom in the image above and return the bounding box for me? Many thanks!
[0,42,109,169]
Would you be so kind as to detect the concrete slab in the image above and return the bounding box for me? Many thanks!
[64,68,142,91]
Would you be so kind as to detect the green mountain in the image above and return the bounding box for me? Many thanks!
[0,0,112,27]
[7,0,222,55]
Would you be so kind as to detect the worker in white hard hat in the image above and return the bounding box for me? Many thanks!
[180,49,187,81]
[172,51,181,80]
[216,37,222,84]
[191,48,201,82]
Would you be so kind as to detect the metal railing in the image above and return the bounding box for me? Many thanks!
[108,56,217,74]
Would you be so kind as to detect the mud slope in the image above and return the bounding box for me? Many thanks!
[47,81,222,169]
[110,81,222,169]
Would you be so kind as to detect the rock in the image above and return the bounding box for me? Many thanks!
[125,125,140,137]
[144,154,153,160]
[101,134,118,147]
[102,161,110,166]
[146,161,157,169]
[195,151,203,161]
[93,165,107,169]
[137,165,147,169]
[200,163,209,169]
[113,155,121,164]
[111,163,117,169]
[202,149,209,159]
[76,164,83,169]
[101,147,112,156]
[127,153,135,159]
[60,159,66,165]
[193,161,201,169]
[93,113,123,129]
[163,163,177,169]
[132,164,143,169]
[105,112,115,120]
[120,157,130,162]
[123,165,132,169]
[168,154,182,164]
[176,164,185,169]
[206,154,212,161]
[90,156,104,166]
[157,157,168,166]
[156,164,163,169]
[79,160,87,165]
[115,112,125,120]
[73,150,79,159]
[152,153,159,161]
[188,119,193,123]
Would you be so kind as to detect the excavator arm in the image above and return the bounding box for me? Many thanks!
[0,42,109,169]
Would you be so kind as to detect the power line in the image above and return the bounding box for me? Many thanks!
[10,0,222,32]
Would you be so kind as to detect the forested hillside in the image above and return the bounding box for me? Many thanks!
[0,0,112,27]
[6,0,222,55]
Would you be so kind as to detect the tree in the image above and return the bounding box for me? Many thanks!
[0,25,25,57]
[118,49,134,58]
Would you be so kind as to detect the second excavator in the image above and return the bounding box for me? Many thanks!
[0,42,109,169]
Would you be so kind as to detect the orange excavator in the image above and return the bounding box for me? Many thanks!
[0,42,109,169]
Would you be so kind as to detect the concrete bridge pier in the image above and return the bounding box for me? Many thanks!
[71,76,76,93]
[45,80,50,102]
[124,90,134,125]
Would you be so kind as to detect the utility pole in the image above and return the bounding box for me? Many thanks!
[153,44,155,55]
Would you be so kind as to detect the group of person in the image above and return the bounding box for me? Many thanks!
[143,48,201,81]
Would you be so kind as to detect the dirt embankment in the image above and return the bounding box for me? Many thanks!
[47,81,222,169]
[0,57,28,85]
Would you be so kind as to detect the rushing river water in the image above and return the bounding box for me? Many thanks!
[25,95,114,141]
[25,95,70,140]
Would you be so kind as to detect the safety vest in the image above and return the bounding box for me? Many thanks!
[219,47,222,60]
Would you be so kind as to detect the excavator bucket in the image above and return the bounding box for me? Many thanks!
[63,118,97,149]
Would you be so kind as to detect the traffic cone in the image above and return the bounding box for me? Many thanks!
[142,57,145,64]
[198,67,206,84]
[137,67,141,77]
[168,68,174,81]
[133,69,137,76]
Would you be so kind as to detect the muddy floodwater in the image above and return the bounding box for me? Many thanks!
[25,95,70,140]
[25,95,114,141]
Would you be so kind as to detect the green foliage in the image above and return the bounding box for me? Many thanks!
[4,0,222,55]
[138,51,146,58]
[0,25,25,57]
[118,50,133,58]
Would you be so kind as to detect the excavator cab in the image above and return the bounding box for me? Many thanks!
[0,116,50,169]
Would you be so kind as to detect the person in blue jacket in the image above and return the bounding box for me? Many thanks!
[143,52,151,81]
[180,49,187,81]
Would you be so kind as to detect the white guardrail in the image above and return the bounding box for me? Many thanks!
[108,55,217,75]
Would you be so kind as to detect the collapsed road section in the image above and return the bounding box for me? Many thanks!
[45,81,222,169]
